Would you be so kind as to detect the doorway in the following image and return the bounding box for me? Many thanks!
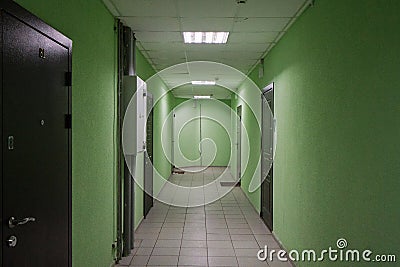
[172,99,231,170]
[173,100,202,169]
[261,83,274,231]
[1,2,72,266]
[236,105,242,186]
[144,92,154,218]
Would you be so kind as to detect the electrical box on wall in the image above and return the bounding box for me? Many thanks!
[122,76,147,155]
[136,76,147,153]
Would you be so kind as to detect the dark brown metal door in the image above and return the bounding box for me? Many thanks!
[144,92,153,218]
[261,84,274,231]
[1,6,71,266]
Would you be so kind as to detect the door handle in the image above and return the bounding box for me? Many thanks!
[9,216,36,228]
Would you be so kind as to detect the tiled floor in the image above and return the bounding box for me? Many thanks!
[115,167,292,267]
[156,167,238,207]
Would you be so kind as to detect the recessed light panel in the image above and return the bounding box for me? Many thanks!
[183,32,229,44]
[191,81,216,85]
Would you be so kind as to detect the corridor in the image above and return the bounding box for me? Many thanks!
[116,169,287,267]
[1,0,399,266]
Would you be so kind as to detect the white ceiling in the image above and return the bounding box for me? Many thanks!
[173,84,232,99]
[103,0,310,98]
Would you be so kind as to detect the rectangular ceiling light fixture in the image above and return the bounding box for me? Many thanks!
[194,95,211,99]
[183,32,229,44]
[191,80,216,85]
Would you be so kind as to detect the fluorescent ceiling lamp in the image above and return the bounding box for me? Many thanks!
[191,80,216,85]
[183,32,229,44]
[194,95,211,99]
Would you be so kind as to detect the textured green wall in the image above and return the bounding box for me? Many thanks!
[231,83,261,212]
[201,99,232,166]
[250,0,400,265]
[152,91,174,196]
[15,0,117,266]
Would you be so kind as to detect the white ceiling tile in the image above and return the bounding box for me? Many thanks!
[222,58,256,65]
[147,51,185,59]
[237,0,306,17]
[186,56,222,62]
[184,45,226,52]
[159,64,190,75]
[178,0,237,18]
[181,18,234,32]
[233,18,290,32]
[172,84,233,99]
[186,49,222,57]
[221,51,263,60]
[186,61,239,75]
[225,43,268,52]
[151,58,187,66]
[124,17,180,32]
[135,32,182,42]
[228,32,279,43]
[104,0,308,96]
[112,0,178,17]
[145,46,185,56]
[146,49,186,59]
[139,42,185,51]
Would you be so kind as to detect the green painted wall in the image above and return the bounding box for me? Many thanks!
[152,91,174,196]
[16,0,117,266]
[250,0,400,265]
[201,99,232,167]
[231,81,261,212]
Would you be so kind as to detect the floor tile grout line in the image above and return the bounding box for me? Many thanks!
[147,201,168,266]
[128,167,273,267]
[224,196,240,267]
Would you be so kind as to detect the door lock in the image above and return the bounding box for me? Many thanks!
[7,136,14,150]
[7,236,17,247]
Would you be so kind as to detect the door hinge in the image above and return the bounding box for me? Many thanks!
[65,72,72,86]
[65,114,72,129]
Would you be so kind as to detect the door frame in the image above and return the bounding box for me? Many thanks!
[144,92,154,218]
[261,82,274,231]
[172,99,202,169]
[0,1,72,265]
[236,105,242,185]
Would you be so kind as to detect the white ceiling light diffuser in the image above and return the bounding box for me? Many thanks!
[191,81,216,85]
[183,32,229,44]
